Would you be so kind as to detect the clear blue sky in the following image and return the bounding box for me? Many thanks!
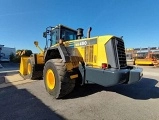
[0,0,159,53]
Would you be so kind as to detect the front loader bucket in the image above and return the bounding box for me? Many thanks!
[19,57,30,76]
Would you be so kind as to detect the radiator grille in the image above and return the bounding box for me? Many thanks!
[116,38,127,68]
[106,37,127,68]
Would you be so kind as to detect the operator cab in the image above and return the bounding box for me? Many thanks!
[43,24,77,47]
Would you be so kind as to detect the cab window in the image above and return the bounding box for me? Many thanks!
[61,29,77,41]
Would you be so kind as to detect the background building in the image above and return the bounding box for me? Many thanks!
[0,44,16,62]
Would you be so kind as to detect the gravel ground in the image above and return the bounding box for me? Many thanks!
[0,66,159,120]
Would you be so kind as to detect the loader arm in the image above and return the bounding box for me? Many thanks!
[34,41,44,54]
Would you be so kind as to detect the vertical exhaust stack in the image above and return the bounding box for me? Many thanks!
[87,27,92,38]
[77,28,84,39]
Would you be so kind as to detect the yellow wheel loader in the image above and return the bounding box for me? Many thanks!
[20,24,143,99]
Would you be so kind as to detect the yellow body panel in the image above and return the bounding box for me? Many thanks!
[19,57,30,75]
[64,35,113,68]
[96,36,113,67]
[36,53,44,64]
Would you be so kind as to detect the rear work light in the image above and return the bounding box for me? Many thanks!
[152,58,156,61]
[102,63,107,69]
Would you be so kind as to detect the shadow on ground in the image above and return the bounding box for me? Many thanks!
[0,62,19,68]
[0,86,66,120]
[65,77,159,100]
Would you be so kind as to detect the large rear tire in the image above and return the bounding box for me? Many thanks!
[43,59,75,99]
[27,59,42,80]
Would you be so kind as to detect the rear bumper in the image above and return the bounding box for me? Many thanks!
[127,66,143,84]
[83,66,143,87]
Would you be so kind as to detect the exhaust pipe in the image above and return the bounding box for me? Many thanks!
[87,27,92,38]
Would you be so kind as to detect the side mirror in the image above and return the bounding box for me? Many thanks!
[43,32,47,38]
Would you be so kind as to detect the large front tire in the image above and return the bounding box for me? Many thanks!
[43,59,75,99]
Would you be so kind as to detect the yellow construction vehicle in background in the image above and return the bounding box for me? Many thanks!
[134,51,159,67]
[20,24,143,99]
